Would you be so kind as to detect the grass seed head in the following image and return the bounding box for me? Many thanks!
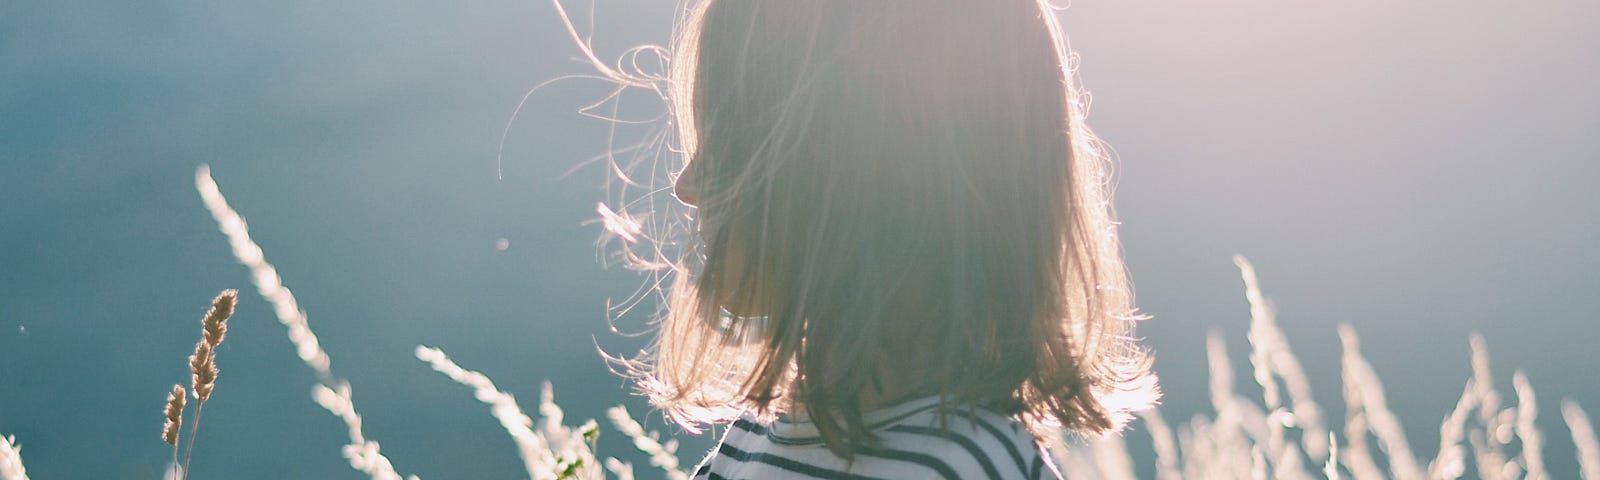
[190,342,218,402]
[162,385,186,446]
[201,289,237,348]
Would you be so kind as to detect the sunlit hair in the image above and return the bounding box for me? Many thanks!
[564,0,1158,454]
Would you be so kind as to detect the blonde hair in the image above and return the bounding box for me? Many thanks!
[575,0,1158,454]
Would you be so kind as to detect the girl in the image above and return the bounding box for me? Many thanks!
[570,0,1159,478]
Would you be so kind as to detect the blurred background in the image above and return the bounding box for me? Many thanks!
[1,0,1595,478]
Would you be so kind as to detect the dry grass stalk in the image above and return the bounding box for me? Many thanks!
[1337,324,1425,480]
[200,290,235,352]
[1324,431,1340,480]
[1052,432,1136,480]
[602,458,635,480]
[1091,433,1137,480]
[1339,361,1385,480]
[1137,408,1183,480]
[144,290,239,480]
[0,435,26,480]
[1469,429,1509,480]
[1429,378,1477,479]
[196,166,333,379]
[309,383,413,480]
[1563,400,1600,480]
[606,406,686,480]
[1176,417,1205,475]
[163,385,186,446]
[163,384,186,475]
[533,384,604,480]
[196,165,415,480]
[1203,332,1257,479]
[1186,331,1276,479]
[1045,434,1090,479]
[1253,445,1270,480]
[413,345,687,480]
[1337,326,1388,480]
[415,345,557,479]
[1467,335,1514,480]
[1236,256,1319,479]
[189,342,217,403]
[189,290,235,403]
[176,290,237,480]
[1513,372,1547,480]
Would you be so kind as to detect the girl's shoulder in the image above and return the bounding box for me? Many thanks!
[692,397,1061,480]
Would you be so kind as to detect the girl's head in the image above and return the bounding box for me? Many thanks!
[611,0,1157,452]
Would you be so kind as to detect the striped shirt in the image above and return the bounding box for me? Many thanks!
[690,396,1061,479]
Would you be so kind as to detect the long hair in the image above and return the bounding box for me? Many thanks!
[585,0,1158,454]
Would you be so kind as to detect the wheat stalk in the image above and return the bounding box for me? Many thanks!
[195,165,416,480]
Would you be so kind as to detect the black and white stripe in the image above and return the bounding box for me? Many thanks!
[690,397,1060,479]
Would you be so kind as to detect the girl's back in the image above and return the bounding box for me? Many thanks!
[695,397,1055,479]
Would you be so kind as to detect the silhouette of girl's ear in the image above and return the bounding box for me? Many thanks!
[673,156,703,208]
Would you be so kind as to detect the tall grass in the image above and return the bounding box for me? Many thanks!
[1049,257,1600,480]
[195,166,1600,479]
[2,166,1598,479]
[194,165,676,480]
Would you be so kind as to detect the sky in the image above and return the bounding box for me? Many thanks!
[1,0,1596,478]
